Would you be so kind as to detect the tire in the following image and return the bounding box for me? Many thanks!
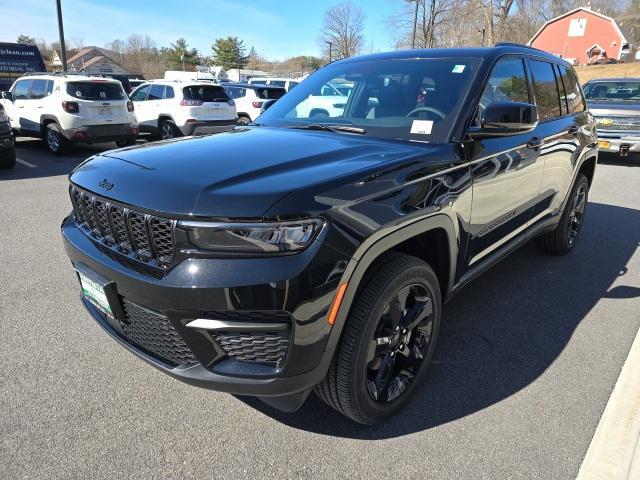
[237,115,251,125]
[0,148,16,169]
[315,252,441,424]
[115,136,136,148]
[159,120,181,140]
[535,173,589,254]
[44,123,68,155]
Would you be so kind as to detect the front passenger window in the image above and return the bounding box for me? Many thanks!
[130,85,150,102]
[476,58,529,124]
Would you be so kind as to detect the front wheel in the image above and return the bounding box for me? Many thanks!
[0,148,16,169]
[315,253,441,424]
[535,173,589,254]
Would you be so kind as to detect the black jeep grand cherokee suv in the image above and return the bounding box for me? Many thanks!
[62,45,597,424]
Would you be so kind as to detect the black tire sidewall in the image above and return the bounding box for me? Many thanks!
[344,260,441,423]
[559,174,589,251]
[0,148,16,169]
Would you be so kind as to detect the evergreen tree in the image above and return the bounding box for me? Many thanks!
[211,37,248,70]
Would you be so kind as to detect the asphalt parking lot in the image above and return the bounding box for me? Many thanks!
[1,138,639,479]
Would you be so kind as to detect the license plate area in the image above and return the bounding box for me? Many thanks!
[597,140,610,149]
[75,263,125,326]
[99,106,112,115]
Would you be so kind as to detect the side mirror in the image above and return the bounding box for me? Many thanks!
[260,99,277,113]
[1,91,12,101]
[469,101,538,138]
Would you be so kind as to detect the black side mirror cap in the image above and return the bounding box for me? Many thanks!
[469,101,538,138]
[1,91,12,101]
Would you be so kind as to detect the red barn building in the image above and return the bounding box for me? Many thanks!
[528,7,629,65]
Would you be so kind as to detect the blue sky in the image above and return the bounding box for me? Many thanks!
[1,0,398,60]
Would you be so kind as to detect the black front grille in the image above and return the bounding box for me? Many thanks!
[121,299,197,367]
[213,331,290,367]
[69,185,176,267]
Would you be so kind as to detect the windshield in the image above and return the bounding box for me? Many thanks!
[66,81,126,100]
[584,81,640,102]
[257,57,480,142]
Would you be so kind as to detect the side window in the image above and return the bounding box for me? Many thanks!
[130,85,150,101]
[13,80,32,100]
[558,65,585,113]
[46,80,54,95]
[528,59,562,120]
[29,79,47,100]
[554,64,568,116]
[165,86,174,99]
[477,58,529,124]
[148,84,165,100]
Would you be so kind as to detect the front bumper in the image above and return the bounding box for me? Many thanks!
[61,215,339,404]
[596,132,640,155]
[180,119,237,136]
[63,123,137,144]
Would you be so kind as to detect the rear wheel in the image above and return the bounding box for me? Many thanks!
[237,115,251,125]
[115,136,136,148]
[44,123,68,155]
[160,120,181,140]
[535,173,589,254]
[315,253,441,424]
[0,148,16,169]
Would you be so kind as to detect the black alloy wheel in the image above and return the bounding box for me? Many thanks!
[535,173,589,254]
[316,252,441,424]
[366,283,434,403]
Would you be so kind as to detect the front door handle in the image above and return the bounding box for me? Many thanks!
[526,136,544,149]
[568,125,579,135]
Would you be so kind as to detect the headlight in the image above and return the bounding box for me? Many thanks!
[180,219,324,254]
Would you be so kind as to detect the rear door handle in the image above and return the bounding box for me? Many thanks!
[526,137,544,149]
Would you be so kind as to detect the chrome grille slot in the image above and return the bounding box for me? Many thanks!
[595,115,640,132]
[69,186,176,269]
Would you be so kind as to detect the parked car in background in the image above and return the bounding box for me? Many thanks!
[62,44,597,424]
[128,79,145,90]
[293,81,350,118]
[0,104,15,168]
[223,84,286,123]
[0,73,138,154]
[0,42,46,92]
[247,77,299,91]
[130,80,237,139]
[583,77,640,158]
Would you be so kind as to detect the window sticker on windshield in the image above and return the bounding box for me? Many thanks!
[410,120,433,135]
[452,65,466,73]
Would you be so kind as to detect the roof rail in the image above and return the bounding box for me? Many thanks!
[494,42,551,55]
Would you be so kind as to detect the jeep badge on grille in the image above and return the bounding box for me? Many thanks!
[98,178,114,191]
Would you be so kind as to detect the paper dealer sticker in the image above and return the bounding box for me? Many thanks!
[410,120,433,135]
[452,64,466,73]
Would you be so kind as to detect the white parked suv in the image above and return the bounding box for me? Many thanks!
[223,84,287,124]
[0,73,138,154]
[129,81,237,139]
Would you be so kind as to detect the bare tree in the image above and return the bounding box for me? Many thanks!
[318,1,366,60]
[388,0,457,49]
[124,34,162,78]
[477,0,515,44]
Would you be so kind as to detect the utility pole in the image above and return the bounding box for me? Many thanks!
[326,41,333,62]
[55,0,68,72]
[411,0,419,49]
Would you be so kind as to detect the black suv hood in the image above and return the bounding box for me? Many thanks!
[70,127,425,218]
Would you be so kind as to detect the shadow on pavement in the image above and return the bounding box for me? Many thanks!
[239,201,640,439]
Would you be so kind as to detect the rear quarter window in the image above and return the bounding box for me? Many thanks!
[66,82,126,101]
[254,87,286,100]
[182,85,229,102]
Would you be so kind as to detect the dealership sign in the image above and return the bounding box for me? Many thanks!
[0,42,46,74]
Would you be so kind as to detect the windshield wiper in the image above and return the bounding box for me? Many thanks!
[288,124,366,135]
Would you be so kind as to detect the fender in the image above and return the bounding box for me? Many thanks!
[40,114,60,129]
[324,212,458,352]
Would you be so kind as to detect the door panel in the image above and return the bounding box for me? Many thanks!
[465,56,546,268]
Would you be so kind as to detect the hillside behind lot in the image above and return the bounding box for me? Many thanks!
[575,63,640,83]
